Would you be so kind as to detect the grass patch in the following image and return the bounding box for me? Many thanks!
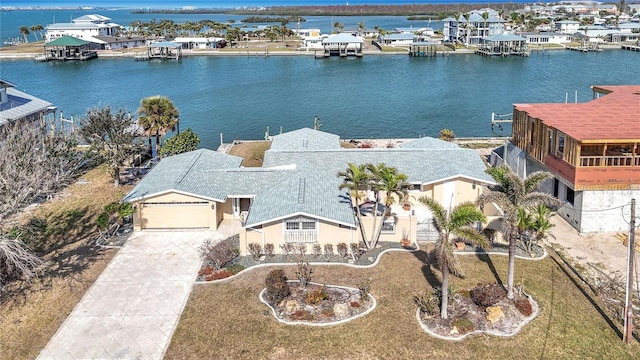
[0,165,131,359]
[228,141,271,167]
[166,248,640,359]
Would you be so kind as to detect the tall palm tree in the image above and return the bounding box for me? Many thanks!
[368,164,409,249]
[357,21,365,36]
[482,12,489,37]
[478,165,559,299]
[462,13,471,46]
[419,197,488,319]
[337,163,371,246]
[19,26,30,43]
[137,96,179,158]
[333,22,344,34]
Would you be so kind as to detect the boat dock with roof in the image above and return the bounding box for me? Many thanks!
[134,42,182,61]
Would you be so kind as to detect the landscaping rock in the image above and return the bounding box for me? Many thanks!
[285,300,298,313]
[486,306,505,324]
[333,303,351,319]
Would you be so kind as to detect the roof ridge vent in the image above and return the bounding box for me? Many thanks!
[298,177,306,204]
[175,152,202,184]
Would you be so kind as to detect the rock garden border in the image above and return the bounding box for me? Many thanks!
[416,293,540,341]
[259,281,377,327]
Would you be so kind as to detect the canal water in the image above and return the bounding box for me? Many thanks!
[2,49,638,148]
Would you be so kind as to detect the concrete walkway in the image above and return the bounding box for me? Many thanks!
[37,231,212,360]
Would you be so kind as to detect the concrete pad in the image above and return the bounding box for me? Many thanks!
[37,231,214,360]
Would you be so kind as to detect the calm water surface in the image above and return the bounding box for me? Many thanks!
[1,50,639,148]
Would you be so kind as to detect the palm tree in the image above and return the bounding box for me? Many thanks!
[337,163,371,246]
[419,197,488,319]
[29,25,43,41]
[19,26,30,43]
[357,21,365,36]
[462,13,471,46]
[333,22,344,34]
[478,165,559,299]
[453,12,462,43]
[482,12,489,37]
[137,96,180,158]
[368,164,409,249]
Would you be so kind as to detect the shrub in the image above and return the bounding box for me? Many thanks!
[305,286,328,305]
[452,317,475,334]
[290,309,314,321]
[350,242,364,260]
[248,242,262,261]
[324,244,334,260]
[280,243,295,258]
[198,265,215,277]
[414,289,439,316]
[514,298,533,316]
[470,283,507,308]
[264,269,290,305]
[264,243,275,258]
[294,243,307,257]
[227,263,245,274]
[312,243,322,258]
[206,269,233,281]
[296,260,313,288]
[337,242,348,259]
[350,301,361,308]
[358,278,371,303]
[198,236,239,270]
[439,128,455,141]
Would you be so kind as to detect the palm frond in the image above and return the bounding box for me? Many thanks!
[524,171,554,194]
[453,227,490,249]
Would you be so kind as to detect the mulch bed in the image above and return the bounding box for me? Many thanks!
[262,281,374,325]
[418,292,538,340]
[458,242,545,259]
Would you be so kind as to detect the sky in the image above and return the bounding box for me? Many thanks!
[2,0,531,9]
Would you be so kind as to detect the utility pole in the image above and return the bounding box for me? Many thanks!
[624,198,636,344]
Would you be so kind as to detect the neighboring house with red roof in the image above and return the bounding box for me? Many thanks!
[508,85,640,232]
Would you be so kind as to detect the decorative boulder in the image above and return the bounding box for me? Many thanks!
[486,306,505,324]
[333,303,351,319]
[285,300,299,314]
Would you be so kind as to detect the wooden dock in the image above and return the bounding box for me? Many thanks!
[566,46,602,52]
[621,44,640,52]
[34,51,97,62]
[474,49,529,57]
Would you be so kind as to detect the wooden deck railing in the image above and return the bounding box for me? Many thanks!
[579,155,639,167]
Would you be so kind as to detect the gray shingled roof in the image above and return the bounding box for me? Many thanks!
[263,148,495,185]
[122,149,243,202]
[0,85,54,126]
[245,162,355,228]
[270,127,341,151]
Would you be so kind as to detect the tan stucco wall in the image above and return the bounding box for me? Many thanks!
[240,218,357,256]
[217,199,233,221]
[132,192,219,230]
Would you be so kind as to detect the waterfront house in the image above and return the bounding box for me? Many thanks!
[0,79,55,128]
[123,128,497,255]
[502,85,640,233]
[172,37,226,50]
[378,33,415,45]
[521,32,571,45]
[442,9,505,45]
[45,14,123,42]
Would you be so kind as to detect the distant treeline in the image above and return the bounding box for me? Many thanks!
[241,16,305,23]
[227,4,523,17]
[131,9,228,14]
[132,3,523,17]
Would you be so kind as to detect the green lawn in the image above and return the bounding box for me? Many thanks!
[166,248,640,359]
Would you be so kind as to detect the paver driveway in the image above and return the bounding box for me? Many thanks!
[37,231,211,360]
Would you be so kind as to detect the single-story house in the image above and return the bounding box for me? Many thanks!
[123,128,497,255]
[0,79,56,128]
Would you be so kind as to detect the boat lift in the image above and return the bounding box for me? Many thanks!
[491,112,512,132]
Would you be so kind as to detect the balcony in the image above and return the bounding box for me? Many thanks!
[579,155,639,167]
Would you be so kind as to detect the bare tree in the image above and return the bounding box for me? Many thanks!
[0,235,44,290]
[0,121,83,217]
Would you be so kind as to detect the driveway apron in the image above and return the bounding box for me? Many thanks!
[37,231,210,360]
